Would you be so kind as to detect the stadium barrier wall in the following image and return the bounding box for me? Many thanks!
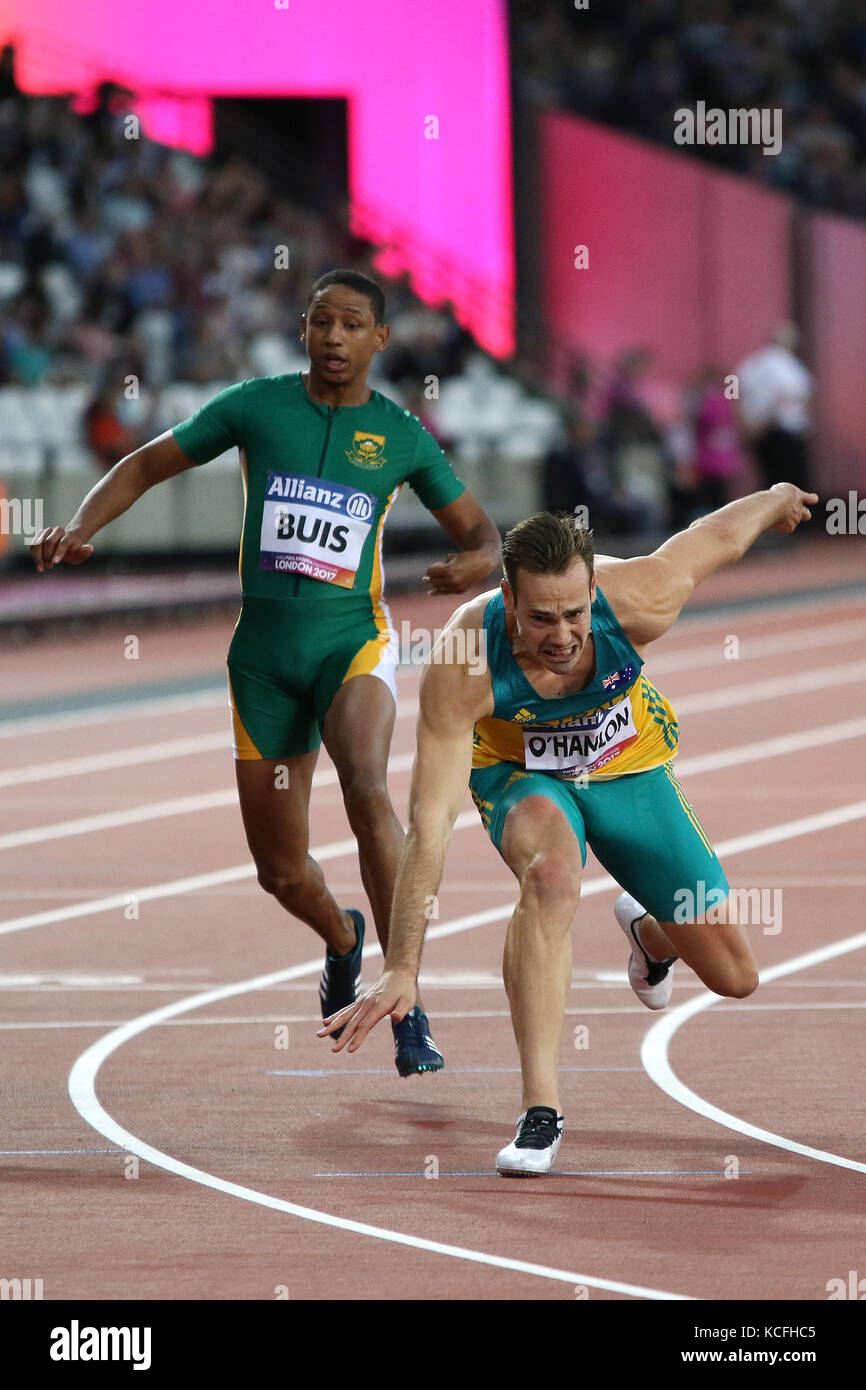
[531,105,865,496]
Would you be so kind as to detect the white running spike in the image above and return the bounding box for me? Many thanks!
[496,1111,563,1176]
[614,892,676,1011]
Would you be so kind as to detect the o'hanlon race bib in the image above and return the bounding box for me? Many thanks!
[523,697,638,778]
[258,472,377,587]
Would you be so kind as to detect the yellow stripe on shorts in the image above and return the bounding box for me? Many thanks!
[228,675,263,761]
[663,763,714,855]
[341,485,400,686]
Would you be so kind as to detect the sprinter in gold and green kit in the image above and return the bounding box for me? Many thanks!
[30,270,502,1075]
[320,486,818,1173]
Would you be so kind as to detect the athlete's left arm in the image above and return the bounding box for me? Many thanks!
[598,482,818,646]
[424,491,502,595]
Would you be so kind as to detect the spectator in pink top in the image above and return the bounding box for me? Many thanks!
[692,365,745,514]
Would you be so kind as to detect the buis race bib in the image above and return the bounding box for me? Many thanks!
[258,472,377,587]
[522,697,638,778]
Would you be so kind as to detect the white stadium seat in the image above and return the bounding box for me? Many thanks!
[0,443,45,476]
[0,389,38,444]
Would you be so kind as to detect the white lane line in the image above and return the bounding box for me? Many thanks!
[0,984,218,993]
[11,1000,866,1032]
[673,657,866,715]
[312,1169,746,1179]
[0,706,418,787]
[0,689,227,740]
[642,932,866,1174]
[66,929,689,1302]
[0,753,411,852]
[5,609,865,775]
[0,833,348,938]
[6,709,866,853]
[0,815,477,937]
[671,715,866,778]
[65,795,866,1300]
[643,615,866,675]
[0,1149,120,1156]
[4,594,863,742]
[0,686,417,743]
[6,670,866,851]
[0,791,246,851]
[704,799,866,858]
[0,732,229,787]
[6,775,866,943]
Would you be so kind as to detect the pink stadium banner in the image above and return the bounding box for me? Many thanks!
[537,108,791,384]
[536,106,866,490]
[808,212,866,495]
[0,1,515,355]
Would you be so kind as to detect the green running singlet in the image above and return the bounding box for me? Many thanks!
[173,372,465,758]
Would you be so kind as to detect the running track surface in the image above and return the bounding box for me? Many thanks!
[2,538,865,1301]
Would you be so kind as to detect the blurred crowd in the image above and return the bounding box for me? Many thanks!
[0,40,814,536]
[537,324,812,534]
[0,57,474,462]
[513,0,866,219]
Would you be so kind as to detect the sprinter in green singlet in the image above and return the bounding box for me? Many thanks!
[30,270,502,1076]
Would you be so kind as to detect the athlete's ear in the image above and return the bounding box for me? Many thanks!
[589,572,597,603]
[299,313,307,344]
[501,577,514,612]
[375,323,390,352]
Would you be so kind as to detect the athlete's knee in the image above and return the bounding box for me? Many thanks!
[340,768,393,827]
[703,957,759,1000]
[718,962,759,999]
[256,858,308,901]
[520,849,582,916]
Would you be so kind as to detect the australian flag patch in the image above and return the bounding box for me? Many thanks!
[601,663,637,696]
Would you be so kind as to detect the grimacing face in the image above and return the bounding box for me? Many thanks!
[300,286,389,386]
[502,558,597,674]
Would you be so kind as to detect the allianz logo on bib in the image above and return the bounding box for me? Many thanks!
[265,473,375,521]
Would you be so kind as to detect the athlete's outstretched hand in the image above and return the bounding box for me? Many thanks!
[317,969,417,1053]
[423,549,491,595]
[768,483,819,533]
[30,526,94,573]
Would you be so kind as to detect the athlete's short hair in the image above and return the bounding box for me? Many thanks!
[307,269,386,325]
[502,512,595,596]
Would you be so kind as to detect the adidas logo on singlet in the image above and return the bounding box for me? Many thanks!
[513,708,535,723]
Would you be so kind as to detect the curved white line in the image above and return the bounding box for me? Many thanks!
[68,938,690,1302]
[61,794,866,1290]
[642,931,866,1173]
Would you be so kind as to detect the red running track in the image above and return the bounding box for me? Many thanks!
[2,544,865,1300]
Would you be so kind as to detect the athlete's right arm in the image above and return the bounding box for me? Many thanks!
[318,607,494,1052]
[599,482,818,646]
[29,431,198,572]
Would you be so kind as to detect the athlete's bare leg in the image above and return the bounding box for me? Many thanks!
[498,795,583,1114]
[235,751,355,956]
[322,674,402,945]
[322,673,427,1009]
[636,903,758,998]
